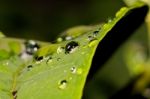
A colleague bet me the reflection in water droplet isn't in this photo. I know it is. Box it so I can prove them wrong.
[57,47,64,54]
[70,67,76,74]
[25,40,40,55]
[65,41,79,54]
[58,80,67,89]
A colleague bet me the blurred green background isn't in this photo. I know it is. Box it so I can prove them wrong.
[0,0,124,41]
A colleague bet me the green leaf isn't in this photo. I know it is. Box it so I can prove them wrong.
[0,2,148,99]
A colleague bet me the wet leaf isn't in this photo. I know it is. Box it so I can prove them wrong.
[0,2,148,99]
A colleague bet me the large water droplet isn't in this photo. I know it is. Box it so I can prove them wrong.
[57,37,63,43]
[65,41,79,54]
[25,40,40,55]
[70,67,76,74]
[58,80,67,89]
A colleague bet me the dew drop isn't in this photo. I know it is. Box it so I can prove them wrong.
[57,37,63,43]
[25,40,40,55]
[107,18,112,23]
[46,56,52,64]
[70,67,76,74]
[57,46,64,54]
[35,56,43,61]
[27,65,33,71]
[58,80,67,89]
[88,36,96,42]
[88,39,98,47]
[93,30,99,37]
[57,58,61,61]
[65,41,79,54]
[65,36,72,40]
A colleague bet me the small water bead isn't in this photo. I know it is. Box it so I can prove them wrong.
[107,18,112,23]
[65,41,79,54]
[70,67,76,74]
[46,56,53,64]
[57,46,64,54]
[65,36,73,40]
[58,80,67,89]
[88,36,96,42]
[25,40,40,55]
[27,65,33,71]
[57,58,61,61]
[93,30,99,37]
[57,37,63,43]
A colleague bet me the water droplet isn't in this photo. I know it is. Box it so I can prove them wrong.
[57,58,61,61]
[46,56,52,64]
[77,68,83,75]
[57,37,63,42]
[65,36,72,40]
[35,56,43,61]
[93,30,99,37]
[88,39,98,47]
[65,41,79,54]
[107,18,112,23]
[25,40,40,55]
[12,90,17,99]
[88,36,96,42]
[27,65,33,71]
[57,46,64,54]
[70,67,76,74]
[58,80,67,89]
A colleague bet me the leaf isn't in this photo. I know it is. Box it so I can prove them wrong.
[0,2,148,99]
